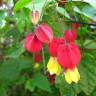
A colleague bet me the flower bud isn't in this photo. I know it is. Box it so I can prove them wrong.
[29,10,40,25]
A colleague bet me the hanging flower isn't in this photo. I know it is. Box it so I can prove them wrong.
[57,43,81,70]
[64,30,76,42]
[29,10,40,25]
[47,57,61,75]
[35,23,53,44]
[64,67,80,84]
[34,53,42,69]
[47,38,63,75]
[57,42,81,84]
[24,33,43,54]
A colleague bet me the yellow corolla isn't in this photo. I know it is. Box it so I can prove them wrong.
[47,57,61,75]
[64,67,80,84]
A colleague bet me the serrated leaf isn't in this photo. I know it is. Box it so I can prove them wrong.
[32,73,51,92]
[78,53,96,95]
[13,0,32,12]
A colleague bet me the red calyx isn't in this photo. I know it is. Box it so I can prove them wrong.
[64,30,76,42]
[34,53,42,63]
[57,43,81,70]
[35,23,53,44]
[24,33,43,54]
[72,23,80,32]
[48,38,64,57]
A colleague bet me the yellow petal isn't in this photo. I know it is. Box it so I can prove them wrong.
[47,57,61,75]
[69,68,80,83]
[65,70,72,84]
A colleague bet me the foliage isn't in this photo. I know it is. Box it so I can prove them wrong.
[0,0,96,96]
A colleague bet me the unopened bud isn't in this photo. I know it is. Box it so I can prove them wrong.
[29,10,40,25]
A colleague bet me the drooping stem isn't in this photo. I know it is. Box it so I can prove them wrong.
[42,48,46,75]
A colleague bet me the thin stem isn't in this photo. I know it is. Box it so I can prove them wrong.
[42,48,46,75]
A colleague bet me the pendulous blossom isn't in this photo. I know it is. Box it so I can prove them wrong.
[47,38,64,75]
[35,23,53,44]
[57,42,81,84]
[24,33,43,54]
[29,10,40,25]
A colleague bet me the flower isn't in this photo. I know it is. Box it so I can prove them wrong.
[57,42,81,84]
[64,67,80,84]
[47,38,63,75]
[57,43,81,70]
[47,57,61,75]
[29,10,40,25]
[35,23,53,43]
[24,33,43,53]
[64,30,76,42]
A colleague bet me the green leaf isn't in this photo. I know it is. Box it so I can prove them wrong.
[73,6,96,21]
[13,0,32,12]
[84,40,96,49]
[25,79,35,92]
[72,0,96,9]
[78,53,96,95]
[0,58,32,83]
[6,41,25,58]
[56,7,71,19]
[32,73,51,93]
[25,0,45,12]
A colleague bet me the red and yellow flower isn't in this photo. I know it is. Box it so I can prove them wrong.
[47,38,64,75]
[57,43,81,84]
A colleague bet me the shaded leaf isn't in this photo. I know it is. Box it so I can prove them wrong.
[32,73,51,93]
